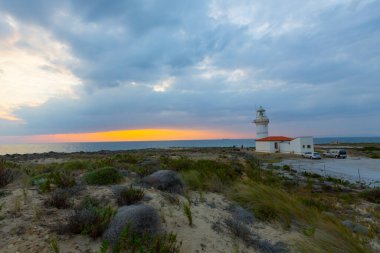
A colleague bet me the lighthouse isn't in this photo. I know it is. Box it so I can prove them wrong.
[253,106,269,139]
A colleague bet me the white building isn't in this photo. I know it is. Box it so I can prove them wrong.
[253,107,314,154]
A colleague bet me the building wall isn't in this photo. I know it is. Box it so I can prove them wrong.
[256,141,273,153]
[256,138,314,154]
[279,141,291,153]
[290,137,314,154]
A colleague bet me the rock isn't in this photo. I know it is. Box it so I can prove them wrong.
[342,220,369,235]
[229,205,255,225]
[142,170,184,193]
[103,204,161,245]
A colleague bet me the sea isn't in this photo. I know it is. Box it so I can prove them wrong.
[0,137,380,155]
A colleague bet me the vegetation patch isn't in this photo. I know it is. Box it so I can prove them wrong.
[179,159,243,192]
[0,159,14,187]
[359,188,380,204]
[51,170,76,188]
[45,188,72,209]
[108,224,181,253]
[115,186,144,206]
[229,181,368,252]
[84,167,123,185]
[361,146,380,152]
[67,196,115,238]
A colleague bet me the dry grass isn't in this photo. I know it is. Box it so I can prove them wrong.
[228,181,370,253]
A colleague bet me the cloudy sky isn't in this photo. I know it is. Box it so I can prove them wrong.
[0,0,379,143]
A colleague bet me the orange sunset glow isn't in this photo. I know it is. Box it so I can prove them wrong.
[4,129,248,143]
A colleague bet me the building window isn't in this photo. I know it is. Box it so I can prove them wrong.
[307,145,311,148]
[302,145,305,148]
[274,142,278,149]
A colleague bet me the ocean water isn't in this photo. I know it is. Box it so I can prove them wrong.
[0,137,379,155]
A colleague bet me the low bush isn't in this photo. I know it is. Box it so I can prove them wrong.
[115,186,144,206]
[282,165,292,171]
[224,217,252,244]
[359,188,380,204]
[325,176,350,186]
[228,181,368,252]
[179,160,242,192]
[51,170,76,188]
[38,178,52,193]
[45,188,72,209]
[109,224,181,253]
[302,171,322,179]
[361,146,380,152]
[62,160,92,171]
[369,153,380,159]
[84,167,123,185]
[115,153,140,164]
[0,159,14,187]
[67,196,115,238]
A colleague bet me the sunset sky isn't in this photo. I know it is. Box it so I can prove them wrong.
[0,0,379,143]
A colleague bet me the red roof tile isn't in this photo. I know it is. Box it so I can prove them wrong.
[256,136,294,141]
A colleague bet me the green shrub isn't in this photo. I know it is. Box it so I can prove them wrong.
[302,171,322,179]
[63,160,92,171]
[115,154,140,164]
[68,197,115,238]
[111,224,182,253]
[359,188,380,204]
[84,167,123,185]
[94,157,117,168]
[0,159,14,187]
[369,153,380,159]
[325,176,350,186]
[51,170,76,188]
[45,188,72,209]
[166,157,194,171]
[179,159,241,192]
[229,181,368,252]
[116,186,144,206]
[38,178,52,193]
[361,146,380,152]
[282,165,291,171]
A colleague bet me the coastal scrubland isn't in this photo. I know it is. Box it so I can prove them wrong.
[0,148,379,252]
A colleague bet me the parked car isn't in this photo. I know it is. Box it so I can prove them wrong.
[302,152,312,158]
[323,149,347,159]
[303,152,321,159]
[310,152,321,159]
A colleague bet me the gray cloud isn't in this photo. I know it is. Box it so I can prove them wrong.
[0,0,380,137]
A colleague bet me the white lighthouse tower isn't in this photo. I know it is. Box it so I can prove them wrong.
[253,106,269,139]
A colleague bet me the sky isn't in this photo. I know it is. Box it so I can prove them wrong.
[0,0,379,143]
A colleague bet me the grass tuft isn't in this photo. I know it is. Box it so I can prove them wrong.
[50,237,60,253]
[183,201,193,226]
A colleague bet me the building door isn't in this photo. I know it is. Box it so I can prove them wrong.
[274,142,278,150]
